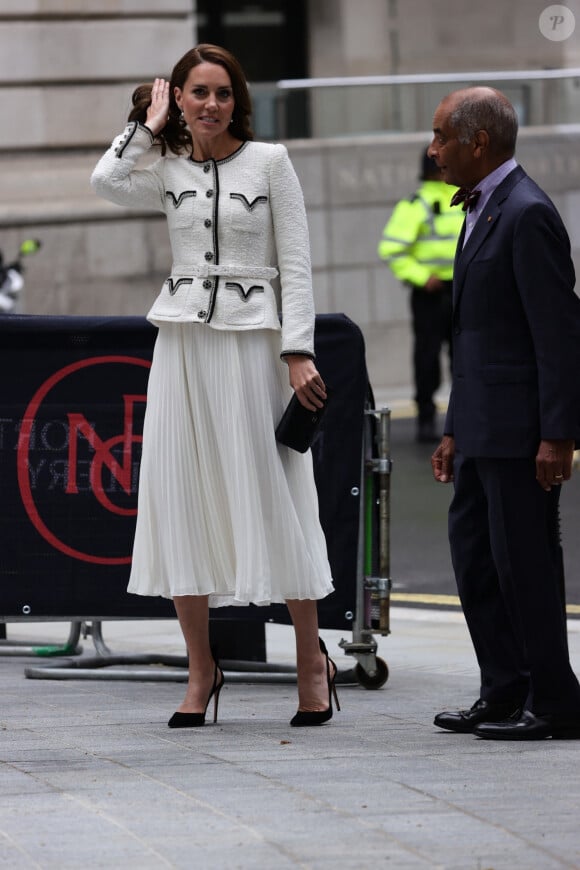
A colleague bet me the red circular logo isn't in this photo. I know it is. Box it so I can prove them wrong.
[17,355,150,565]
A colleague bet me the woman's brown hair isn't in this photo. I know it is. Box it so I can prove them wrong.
[128,44,254,156]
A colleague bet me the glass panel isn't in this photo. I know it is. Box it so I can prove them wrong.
[249,73,580,141]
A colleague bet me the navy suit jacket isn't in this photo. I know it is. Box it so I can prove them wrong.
[445,165,580,457]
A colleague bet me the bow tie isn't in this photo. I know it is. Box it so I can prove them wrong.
[450,187,482,212]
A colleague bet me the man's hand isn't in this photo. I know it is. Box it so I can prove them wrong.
[431,435,455,483]
[535,438,575,491]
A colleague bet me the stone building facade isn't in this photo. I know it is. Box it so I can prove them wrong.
[1,0,579,395]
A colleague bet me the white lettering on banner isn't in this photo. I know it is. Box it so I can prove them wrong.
[26,458,45,488]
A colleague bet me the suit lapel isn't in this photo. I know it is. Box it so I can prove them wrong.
[453,165,526,307]
[452,220,466,299]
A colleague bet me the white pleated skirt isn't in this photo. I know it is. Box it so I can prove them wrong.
[127,323,334,607]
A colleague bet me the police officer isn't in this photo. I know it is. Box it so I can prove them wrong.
[378,149,463,442]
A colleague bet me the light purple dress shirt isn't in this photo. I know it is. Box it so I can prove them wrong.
[462,157,518,246]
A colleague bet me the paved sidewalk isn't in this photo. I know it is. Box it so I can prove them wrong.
[1,609,580,870]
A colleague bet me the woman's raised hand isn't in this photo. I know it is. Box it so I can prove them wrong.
[145,78,171,136]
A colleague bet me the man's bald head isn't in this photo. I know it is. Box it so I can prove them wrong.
[444,87,518,160]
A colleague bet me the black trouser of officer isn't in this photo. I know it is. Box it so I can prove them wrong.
[410,281,453,425]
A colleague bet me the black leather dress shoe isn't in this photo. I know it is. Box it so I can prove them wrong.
[474,709,580,741]
[433,699,521,733]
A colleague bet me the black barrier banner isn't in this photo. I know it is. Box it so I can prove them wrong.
[0,314,368,629]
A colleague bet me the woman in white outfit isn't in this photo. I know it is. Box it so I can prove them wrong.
[91,44,339,728]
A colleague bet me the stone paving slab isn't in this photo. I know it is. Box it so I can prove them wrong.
[0,610,579,869]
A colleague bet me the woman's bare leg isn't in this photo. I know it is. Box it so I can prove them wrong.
[286,599,333,712]
[173,595,217,713]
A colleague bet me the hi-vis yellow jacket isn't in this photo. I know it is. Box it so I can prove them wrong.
[377,180,464,288]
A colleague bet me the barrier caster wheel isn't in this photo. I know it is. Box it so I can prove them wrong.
[355,657,389,689]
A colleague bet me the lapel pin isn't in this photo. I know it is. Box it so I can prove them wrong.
[487,216,493,222]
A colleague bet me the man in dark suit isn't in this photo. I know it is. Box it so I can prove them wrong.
[429,86,580,740]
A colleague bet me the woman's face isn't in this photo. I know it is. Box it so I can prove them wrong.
[174,61,235,143]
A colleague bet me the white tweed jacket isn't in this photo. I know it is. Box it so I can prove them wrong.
[90,122,315,358]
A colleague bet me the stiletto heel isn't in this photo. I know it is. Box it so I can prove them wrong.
[211,669,224,723]
[290,637,341,727]
[168,658,225,728]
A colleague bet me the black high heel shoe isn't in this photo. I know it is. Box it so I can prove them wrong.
[168,659,225,728]
[290,638,341,727]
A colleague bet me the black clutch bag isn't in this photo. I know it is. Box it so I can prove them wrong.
[275,389,331,453]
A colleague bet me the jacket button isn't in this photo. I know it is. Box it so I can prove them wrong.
[204,251,213,261]
[206,190,213,198]
[198,310,207,319]
[202,279,212,289]
[203,164,211,173]
[204,218,212,228]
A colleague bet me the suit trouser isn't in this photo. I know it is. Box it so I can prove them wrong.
[448,453,580,715]
[410,283,452,424]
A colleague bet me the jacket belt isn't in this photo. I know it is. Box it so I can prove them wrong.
[172,264,279,279]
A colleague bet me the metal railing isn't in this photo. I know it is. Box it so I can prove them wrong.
[250,68,580,140]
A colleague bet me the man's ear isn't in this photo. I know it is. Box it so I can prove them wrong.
[473,129,489,158]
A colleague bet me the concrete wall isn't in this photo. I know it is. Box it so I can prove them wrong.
[0,0,196,151]
[308,0,580,76]
[306,0,580,136]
